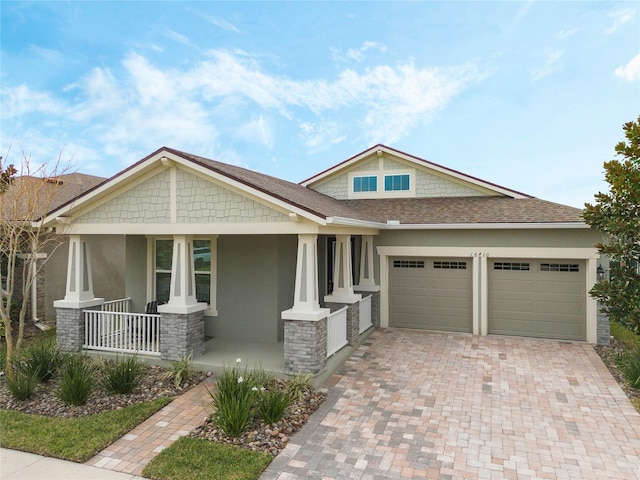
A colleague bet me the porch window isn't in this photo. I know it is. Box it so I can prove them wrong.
[151,236,217,314]
[194,239,211,304]
[155,239,173,304]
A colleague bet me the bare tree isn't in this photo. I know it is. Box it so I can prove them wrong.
[1,148,69,378]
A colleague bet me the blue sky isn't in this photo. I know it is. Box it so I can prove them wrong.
[1,1,638,208]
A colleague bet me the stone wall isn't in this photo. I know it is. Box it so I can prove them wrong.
[596,303,610,346]
[284,318,327,375]
[56,307,85,352]
[160,310,205,361]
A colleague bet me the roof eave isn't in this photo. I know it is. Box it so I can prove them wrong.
[381,222,590,230]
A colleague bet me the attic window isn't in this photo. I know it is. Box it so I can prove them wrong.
[384,174,410,191]
[353,176,378,193]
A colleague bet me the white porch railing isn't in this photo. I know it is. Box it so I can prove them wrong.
[101,297,131,313]
[84,309,161,356]
[359,295,372,334]
[327,306,348,357]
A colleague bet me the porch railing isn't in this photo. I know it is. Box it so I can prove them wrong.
[359,295,373,334]
[84,309,161,356]
[101,297,131,313]
[327,306,348,357]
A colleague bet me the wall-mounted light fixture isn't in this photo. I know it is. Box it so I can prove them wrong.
[597,265,607,282]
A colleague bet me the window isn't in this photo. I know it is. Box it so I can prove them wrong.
[494,262,530,271]
[393,260,425,268]
[153,238,215,307]
[434,261,467,270]
[194,239,211,303]
[384,174,410,191]
[353,176,377,193]
[540,263,579,272]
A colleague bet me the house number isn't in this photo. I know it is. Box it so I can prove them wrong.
[471,252,489,257]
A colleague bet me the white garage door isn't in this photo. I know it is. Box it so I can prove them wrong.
[488,259,586,341]
[389,257,472,332]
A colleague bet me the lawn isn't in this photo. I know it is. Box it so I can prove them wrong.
[0,397,171,462]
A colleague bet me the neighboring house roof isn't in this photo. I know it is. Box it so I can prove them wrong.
[44,146,585,228]
[3,173,106,221]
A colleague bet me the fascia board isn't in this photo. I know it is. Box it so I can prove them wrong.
[380,222,590,230]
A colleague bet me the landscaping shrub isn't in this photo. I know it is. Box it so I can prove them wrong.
[286,371,313,402]
[58,354,95,406]
[162,352,196,387]
[22,338,62,383]
[102,355,144,394]
[616,345,640,388]
[5,368,39,400]
[209,360,257,437]
[257,388,290,424]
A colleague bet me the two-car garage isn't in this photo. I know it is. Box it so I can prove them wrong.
[388,256,587,341]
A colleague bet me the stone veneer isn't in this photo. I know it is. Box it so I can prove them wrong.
[159,310,205,361]
[284,318,327,375]
[56,307,86,352]
[596,303,610,346]
[325,301,360,345]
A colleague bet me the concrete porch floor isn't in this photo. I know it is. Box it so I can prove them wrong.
[192,337,285,375]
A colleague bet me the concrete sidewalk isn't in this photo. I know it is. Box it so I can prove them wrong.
[0,448,143,480]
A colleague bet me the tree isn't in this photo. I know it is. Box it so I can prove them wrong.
[584,116,640,332]
[1,149,68,378]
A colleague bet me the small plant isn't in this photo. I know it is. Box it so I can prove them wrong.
[59,354,95,406]
[616,345,640,388]
[21,338,62,383]
[257,388,290,424]
[103,355,144,394]
[5,368,39,400]
[286,371,313,402]
[209,358,257,437]
[163,352,196,387]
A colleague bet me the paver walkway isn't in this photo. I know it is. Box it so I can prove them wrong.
[261,329,640,479]
[85,375,215,476]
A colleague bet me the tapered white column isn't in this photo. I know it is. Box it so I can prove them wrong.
[325,234,361,303]
[158,235,207,314]
[54,235,103,308]
[282,234,329,321]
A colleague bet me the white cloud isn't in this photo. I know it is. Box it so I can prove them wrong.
[163,27,190,45]
[201,14,241,33]
[1,84,63,118]
[605,9,636,35]
[530,50,563,82]
[614,54,640,81]
[331,41,388,63]
[299,120,347,152]
[556,28,579,40]
[236,115,274,150]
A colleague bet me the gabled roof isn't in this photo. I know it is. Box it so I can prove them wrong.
[44,146,586,229]
[300,144,532,199]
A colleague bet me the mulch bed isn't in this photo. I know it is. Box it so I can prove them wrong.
[594,337,640,405]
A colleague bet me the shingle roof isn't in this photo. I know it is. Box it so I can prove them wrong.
[340,197,584,224]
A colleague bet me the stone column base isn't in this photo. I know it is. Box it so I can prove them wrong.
[56,307,85,352]
[596,302,610,346]
[284,317,327,376]
[160,310,205,360]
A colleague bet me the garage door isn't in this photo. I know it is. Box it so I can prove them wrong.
[389,257,472,332]
[488,259,586,341]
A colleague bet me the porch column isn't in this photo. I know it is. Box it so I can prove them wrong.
[282,234,330,376]
[54,235,104,352]
[158,235,207,360]
[325,234,361,344]
[354,235,381,328]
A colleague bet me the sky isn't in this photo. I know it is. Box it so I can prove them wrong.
[1,1,639,208]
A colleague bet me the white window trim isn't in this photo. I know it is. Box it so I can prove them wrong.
[147,236,218,316]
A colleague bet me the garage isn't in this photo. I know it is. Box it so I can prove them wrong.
[389,257,472,332]
[488,259,586,341]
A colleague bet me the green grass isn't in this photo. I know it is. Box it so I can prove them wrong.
[610,320,640,348]
[143,436,272,480]
[0,397,171,462]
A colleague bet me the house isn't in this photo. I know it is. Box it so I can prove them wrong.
[42,145,605,376]
[1,173,105,327]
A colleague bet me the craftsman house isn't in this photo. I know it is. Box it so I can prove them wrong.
[42,145,605,376]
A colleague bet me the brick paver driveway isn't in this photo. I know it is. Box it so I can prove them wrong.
[262,329,640,479]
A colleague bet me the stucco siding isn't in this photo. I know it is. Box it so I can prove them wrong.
[125,236,148,314]
[206,235,295,343]
[176,170,290,223]
[76,170,170,223]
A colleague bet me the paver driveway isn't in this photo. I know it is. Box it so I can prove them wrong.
[261,329,640,479]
